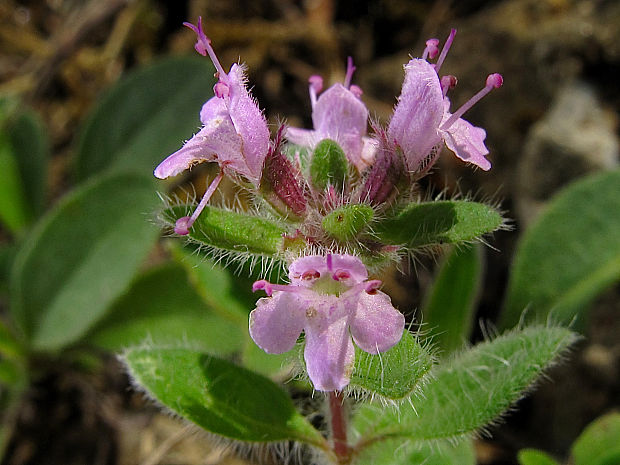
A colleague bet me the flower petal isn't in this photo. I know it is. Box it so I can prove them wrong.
[442,117,491,170]
[304,298,355,391]
[327,254,368,284]
[225,64,270,180]
[350,291,404,354]
[288,255,330,284]
[312,83,369,171]
[249,292,306,354]
[154,98,242,179]
[285,127,316,148]
[387,59,443,171]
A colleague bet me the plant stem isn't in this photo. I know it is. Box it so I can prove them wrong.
[329,391,351,464]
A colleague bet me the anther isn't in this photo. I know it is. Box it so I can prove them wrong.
[214,82,230,98]
[441,73,504,131]
[183,17,227,80]
[422,38,440,60]
[332,270,351,281]
[440,75,458,97]
[302,270,321,281]
[349,84,363,98]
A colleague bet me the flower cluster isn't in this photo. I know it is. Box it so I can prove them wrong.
[154,19,502,391]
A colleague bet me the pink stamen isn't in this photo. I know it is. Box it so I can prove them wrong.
[422,38,440,60]
[435,28,457,73]
[440,75,458,97]
[364,280,382,294]
[343,56,356,89]
[214,81,230,98]
[440,73,504,131]
[175,169,225,235]
[349,84,363,98]
[252,280,313,297]
[183,17,227,80]
[302,270,321,280]
[326,254,334,272]
[332,270,351,281]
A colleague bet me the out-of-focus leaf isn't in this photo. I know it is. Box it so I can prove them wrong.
[75,56,215,180]
[518,449,560,465]
[0,133,30,233]
[571,412,620,465]
[354,438,475,465]
[124,347,326,446]
[88,264,244,355]
[502,169,620,329]
[352,326,577,446]
[374,201,502,249]
[422,244,483,354]
[7,108,49,217]
[10,173,159,351]
[350,330,434,400]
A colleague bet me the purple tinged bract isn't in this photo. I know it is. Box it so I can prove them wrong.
[250,254,405,391]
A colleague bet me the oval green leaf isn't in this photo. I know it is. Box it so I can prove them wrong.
[87,264,245,355]
[572,412,620,465]
[124,346,325,445]
[10,173,159,351]
[518,449,560,465]
[374,201,502,249]
[501,169,620,329]
[75,56,215,180]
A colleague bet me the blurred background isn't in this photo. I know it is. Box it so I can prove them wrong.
[0,0,619,464]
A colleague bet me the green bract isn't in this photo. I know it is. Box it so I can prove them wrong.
[374,200,502,248]
[322,204,374,242]
[310,139,348,191]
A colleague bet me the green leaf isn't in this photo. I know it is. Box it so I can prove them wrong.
[0,132,30,233]
[518,449,560,465]
[124,346,326,446]
[322,204,374,242]
[241,341,295,378]
[169,244,252,326]
[163,205,286,257]
[354,438,475,465]
[6,108,49,218]
[422,244,483,354]
[350,330,434,400]
[374,201,502,249]
[10,173,160,351]
[502,169,620,328]
[352,326,577,447]
[310,139,348,191]
[571,412,620,465]
[87,264,245,355]
[75,56,215,180]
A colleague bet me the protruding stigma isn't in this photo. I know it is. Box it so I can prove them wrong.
[435,28,457,72]
[343,56,356,89]
[173,169,225,236]
[422,38,440,60]
[183,17,227,79]
[441,73,504,130]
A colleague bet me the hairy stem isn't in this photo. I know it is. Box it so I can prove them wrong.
[329,391,351,464]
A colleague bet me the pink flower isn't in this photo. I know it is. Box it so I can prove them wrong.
[153,17,270,235]
[286,58,376,171]
[250,254,405,391]
[388,29,503,172]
